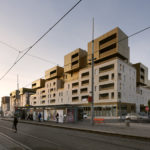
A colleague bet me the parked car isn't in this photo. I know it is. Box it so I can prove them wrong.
[138,112,149,119]
[125,113,142,120]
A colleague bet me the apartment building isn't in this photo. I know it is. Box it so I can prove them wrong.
[1,96,10,117]
[27,27,150,120]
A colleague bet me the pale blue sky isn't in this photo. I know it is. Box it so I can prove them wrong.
[0,0,150,104]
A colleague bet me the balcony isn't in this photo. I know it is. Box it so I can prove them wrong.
[99,33,117,46]
[72,90,78,95]
[72,82,79,88]
[72,56,79,62]
[71,63,79,70]
[99,64,114,73]
[50,99,55,103]
[99,83,114,91]
[99,93,109,100]
[81,72,89,78]
[42,95,46,99]
[99,75,109,82]
[80,88,88,94]
[72,96,79,102]
[50,70,57,78]
[81,80,89,86]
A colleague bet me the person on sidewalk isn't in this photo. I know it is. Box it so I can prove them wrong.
[56,113,59,123]
[13,115,18,133]
[38,113,41,122]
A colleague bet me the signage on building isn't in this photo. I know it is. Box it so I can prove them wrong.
[88,96,92,103]
[67,109,75,122]
[145,106,149,112]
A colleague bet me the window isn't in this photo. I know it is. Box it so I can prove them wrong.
[118,73,121,80]
[123,65,124,72]
[111,92,114,99]
[111,73,114,79]
[120,64,122,71]
[118,92,121,99]
[141,68,144,73]
[95,86,97,91]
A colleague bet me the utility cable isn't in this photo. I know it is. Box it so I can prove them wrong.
[0,0,82,81]
[0,40,58,65]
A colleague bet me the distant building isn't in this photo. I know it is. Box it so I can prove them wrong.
[1,96,10,117]
[10,88,35,116]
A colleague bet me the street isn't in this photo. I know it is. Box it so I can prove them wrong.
[0,120,150,150]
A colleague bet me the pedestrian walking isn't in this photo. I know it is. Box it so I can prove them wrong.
[38,113,41,122]
[56,113,59,123]
[13,115,18,133]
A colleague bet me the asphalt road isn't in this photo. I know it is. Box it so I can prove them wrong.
[0,120,150,150]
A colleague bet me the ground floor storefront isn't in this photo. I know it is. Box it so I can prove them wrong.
[82,102,136,117]
[16,102,139,121]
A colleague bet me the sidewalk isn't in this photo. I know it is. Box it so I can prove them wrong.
[1,118,150,141]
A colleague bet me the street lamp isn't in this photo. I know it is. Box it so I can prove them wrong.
[91,18,95,125]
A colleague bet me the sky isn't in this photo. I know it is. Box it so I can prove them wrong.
[0,0,150,105]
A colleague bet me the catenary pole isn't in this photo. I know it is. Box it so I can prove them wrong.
[91,18,94,125]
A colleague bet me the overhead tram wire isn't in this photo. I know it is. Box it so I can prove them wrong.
[0,53,21,80]
[22,25,150,88]
[0,40,58,65]
[0,40,21,53]
[0,0,82,81]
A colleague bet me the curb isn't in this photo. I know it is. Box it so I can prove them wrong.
[2,118,150,142]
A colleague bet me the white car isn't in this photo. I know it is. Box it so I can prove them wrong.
[83,113,88,119]
[125,113,142,120]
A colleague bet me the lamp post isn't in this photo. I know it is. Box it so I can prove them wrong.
[91,18,94,125]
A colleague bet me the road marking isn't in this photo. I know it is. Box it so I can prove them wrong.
[0,125,60,146]
[0,132,32,150]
